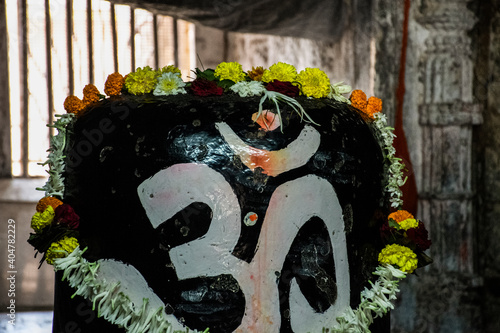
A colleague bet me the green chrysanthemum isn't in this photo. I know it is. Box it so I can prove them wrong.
[296,67,331,98]
[214,62,246,83]
[124,66,159,95]
[261,62,297,83]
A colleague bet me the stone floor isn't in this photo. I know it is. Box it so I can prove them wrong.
[0,311,53,333]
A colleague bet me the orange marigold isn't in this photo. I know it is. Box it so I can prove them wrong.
[349,89,368,112]
[366,96,383,119]
[248,66,265,81]
[388,210,414,223]
[104,72,125,96]
[36,196,63,213]
[63,95,85,115]
[82,84,101,105]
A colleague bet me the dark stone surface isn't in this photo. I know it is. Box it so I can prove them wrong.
[54,94,389,332]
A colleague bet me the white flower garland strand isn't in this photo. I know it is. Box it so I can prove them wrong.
[37,113,76,199]
[329,264,406,332]
[53,247,208,333]
[372,113,407,209]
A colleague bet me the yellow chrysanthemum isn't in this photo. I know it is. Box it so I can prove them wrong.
[45,236,79,265]
[398,218,419,231]
[31,205,55,232]
[296,67,331,98]
[247,66,265,81]
[36,196,63,213]
[104,72,125,96]
[378,244,418,273]
[261,62,297,83]
[158,65,182,76]
[124,66,159,95]
[214,62,246,83]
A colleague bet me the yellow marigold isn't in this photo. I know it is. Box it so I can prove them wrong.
[63,95,85,115]
[124,66,159,95]
[399,218,419,230]
[388,210,414,223]
[31,205,55,232]
[45,236,79,265]
[36,196,63,213]
[82,84,101,106]
[349,89,368,112]
[214,62,246,83]
[248,66,265,81]
[261,62,297,83]
[158,65,181,76]
[366,96,383,119]
[378,244,418,273]
[296,67,331,98]
[104,72,125,96]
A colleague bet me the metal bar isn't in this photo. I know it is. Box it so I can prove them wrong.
[87,0,94,84]
[153,14,159,69]
[0,0,12,177]
[130,7,135,70]
[45,0,54,138]
[67,0,74,95]
[110,3,118,73]
[19,0,28,178]
[173,18,178,68]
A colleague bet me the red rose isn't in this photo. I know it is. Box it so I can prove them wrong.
[406,221,432,251]
[54,204,80,229]
[266,80,300,97]
[190,78,224,96]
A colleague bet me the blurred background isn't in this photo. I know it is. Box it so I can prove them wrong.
[1,0,499,332]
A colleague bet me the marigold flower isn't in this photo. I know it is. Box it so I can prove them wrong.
[31,205,55,232]
[296,67,331,98]
[82,84,101,105]
[248,66,265,81]
[366,96,383,118]
[378,244,418,273]
[262,62,297,83]
[388,210,414,223]
[214,62,246,83]
[63,95,85,115]
[125,66,159,95]
[104,72,125,96]
[349,89,368,112]
[153,72,187,96]
[36,196,63,213]
[45,236,79,265]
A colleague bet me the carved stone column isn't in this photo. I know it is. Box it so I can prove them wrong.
[404,1,483,332]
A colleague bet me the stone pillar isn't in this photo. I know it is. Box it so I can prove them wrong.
[392,1,484,332]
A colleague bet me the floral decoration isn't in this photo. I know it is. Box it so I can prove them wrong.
[265,80,300,97]
[214,61,246,83]
[104,72,125,96]
[153,72,187,96]
[30,61,434,333]
[261,62,298,83]
[296,67,331,98]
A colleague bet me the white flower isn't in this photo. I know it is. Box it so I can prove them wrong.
[328,81,352,104]
[229,80,266,97]
[153,72,186,96]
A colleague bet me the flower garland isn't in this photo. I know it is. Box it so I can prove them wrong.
[29,61,433,332]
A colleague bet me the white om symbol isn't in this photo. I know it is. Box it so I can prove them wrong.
[137,123,350,332]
